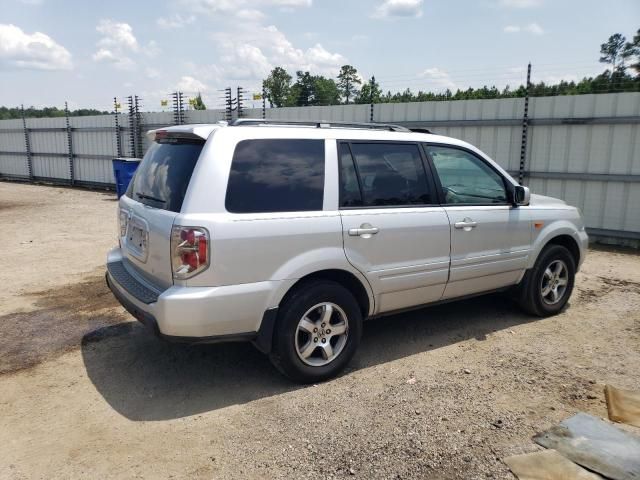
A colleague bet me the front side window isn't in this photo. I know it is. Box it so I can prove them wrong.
[225,139,325,213]
[427,146,508,204]
[341,142,432,207]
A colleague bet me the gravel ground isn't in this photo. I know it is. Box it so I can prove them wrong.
[0,181,639,480]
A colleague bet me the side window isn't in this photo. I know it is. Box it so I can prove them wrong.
[225,139,325,213]
[427,146,507,204]
[339,143,363,207]
[345,143,432,207]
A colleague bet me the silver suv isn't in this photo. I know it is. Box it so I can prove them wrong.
[106,120,588,382]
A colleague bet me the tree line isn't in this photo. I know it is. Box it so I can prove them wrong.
[263,28,640,107]
[0,106,109,121]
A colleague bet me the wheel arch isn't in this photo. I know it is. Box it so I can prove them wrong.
[528,221,584,270]
[254,268,373,355]
[279,269,373,319]
[545,234,581,267]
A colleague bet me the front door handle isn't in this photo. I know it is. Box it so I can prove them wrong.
[348,224,379,237]
[454,218,477,231]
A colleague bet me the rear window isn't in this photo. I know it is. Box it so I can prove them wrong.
[225,139,325,213]
[127,140,203,213]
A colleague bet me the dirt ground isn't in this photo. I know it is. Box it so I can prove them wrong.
[0,181,639,480]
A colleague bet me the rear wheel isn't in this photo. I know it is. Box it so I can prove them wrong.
[269,281,362,383]
[517,244,576,317]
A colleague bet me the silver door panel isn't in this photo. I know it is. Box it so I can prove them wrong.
[448,250,529,283]
[443,205,531,298]
[442,270,523,299]
[341,207,451,314]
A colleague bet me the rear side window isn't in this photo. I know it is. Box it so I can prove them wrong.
[127,140,203,213]
[340,142,432,207]
[225,139,325,213]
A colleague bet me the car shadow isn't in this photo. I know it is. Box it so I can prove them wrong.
[81,293,539,421]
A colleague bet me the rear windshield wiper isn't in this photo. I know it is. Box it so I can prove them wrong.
[136,192,166,204]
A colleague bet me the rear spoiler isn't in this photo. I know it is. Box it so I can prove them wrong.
[146,124,222,142]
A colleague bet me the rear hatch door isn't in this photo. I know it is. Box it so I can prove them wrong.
[120,136,204,290]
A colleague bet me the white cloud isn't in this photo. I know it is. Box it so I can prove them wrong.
[0,23,72,70]
[498,0,542,7]
[93,19,160,69]
[96,19,138,51]
[156,14,196,29]
[142,40,161,57]
[525,22,544,35]
[236,9,266,21]
[207,24,346,82]
[178,0,311,18]
[419,67,456,91]
[92,48,134,69]
[176,75,208,92]
[503,22,544,35]
[372,0,423,18]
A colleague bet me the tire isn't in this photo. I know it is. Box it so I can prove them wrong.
[516,244,576,317]
[269,281,362,383]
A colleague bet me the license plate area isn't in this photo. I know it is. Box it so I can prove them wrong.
[126,216,149,262]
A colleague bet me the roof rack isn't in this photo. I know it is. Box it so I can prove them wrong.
[229,118,411,132]
[409,127,432,134]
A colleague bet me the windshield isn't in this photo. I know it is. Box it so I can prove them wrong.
[126,140,204,213]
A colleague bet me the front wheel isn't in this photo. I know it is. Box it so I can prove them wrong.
[269,281,362,383]
[516,244,576,317]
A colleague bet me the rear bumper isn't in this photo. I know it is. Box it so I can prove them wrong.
[106,272,261,344]
[105,247,280,347]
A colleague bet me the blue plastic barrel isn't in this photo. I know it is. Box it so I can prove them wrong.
[112,158,141,199]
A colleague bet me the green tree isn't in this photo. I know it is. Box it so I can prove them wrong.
[262,67,292,107]
[600,33,628,72]
[624,29,640,76]
[355,76,382,104]
[290,71,316,106]
[191,92,206,110]
[313,76,341,105]
[337,65,362,104]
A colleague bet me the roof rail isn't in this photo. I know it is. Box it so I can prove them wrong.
[229,118,411,132]
[409,127,432,134]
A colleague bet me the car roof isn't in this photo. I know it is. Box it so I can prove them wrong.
[146,119,467,148]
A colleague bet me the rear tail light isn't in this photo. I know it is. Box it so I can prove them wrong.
[118,207,129,237]
[170,226,210,279]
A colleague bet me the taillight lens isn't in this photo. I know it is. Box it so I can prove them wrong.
[118,208,129,237]
[171,226,210,279]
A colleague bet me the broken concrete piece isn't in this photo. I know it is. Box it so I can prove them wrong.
[504,449,604,480]
[606,385,640,428]
[533,412,640,480]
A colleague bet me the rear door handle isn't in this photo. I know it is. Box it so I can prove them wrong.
[348,226,379,237]
[454,218,477,230]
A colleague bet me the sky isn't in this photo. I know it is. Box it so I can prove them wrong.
[0,0,638,111]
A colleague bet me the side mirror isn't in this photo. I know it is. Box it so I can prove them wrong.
[513,185,530,206]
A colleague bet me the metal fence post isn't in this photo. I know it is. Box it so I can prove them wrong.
[518,63,532,185]
[20,105,34,181]
[370,76,375,123]
[127,96,136,157]
[262,86,266,119]
[64,102,75,185]
[114,97,123,157]
[134,96,143,158]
